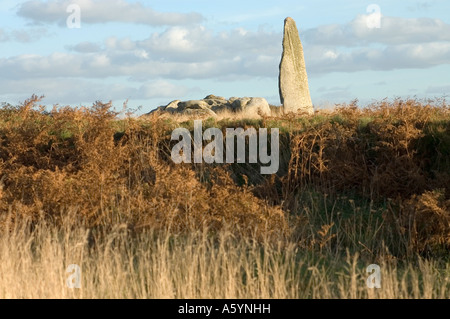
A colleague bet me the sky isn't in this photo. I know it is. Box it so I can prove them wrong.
[1,0,449,114]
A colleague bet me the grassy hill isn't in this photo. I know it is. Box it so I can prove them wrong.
[0,95,448,298]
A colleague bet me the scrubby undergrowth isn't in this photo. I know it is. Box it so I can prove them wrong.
[0,95,448,260]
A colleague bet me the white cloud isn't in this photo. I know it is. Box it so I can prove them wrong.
[407,1,437,12]
[0,27,49,43]
[306,42,450,74]
[1,16,450,86]
[324,50,338,60]
[3,11,450,108]
[138,25,280,63]
[68,41,102,53]
[17,0,203,26]
[0,77,190,105]
[301,14,450,74]
[89,54,110,68]
[134,50,149,60]
[303,15,450,46]
[0,25,281,80]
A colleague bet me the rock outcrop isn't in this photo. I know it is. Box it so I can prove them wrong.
[148,95,273,119]
[279,17,314,115]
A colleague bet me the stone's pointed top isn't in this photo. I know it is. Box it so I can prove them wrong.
[285,17,294,23]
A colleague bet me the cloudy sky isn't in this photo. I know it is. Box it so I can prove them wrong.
[1,0,449,113]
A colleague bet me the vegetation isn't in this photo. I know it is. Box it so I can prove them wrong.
[0,95,448,298]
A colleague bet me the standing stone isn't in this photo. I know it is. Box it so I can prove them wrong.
[279,17,314,115]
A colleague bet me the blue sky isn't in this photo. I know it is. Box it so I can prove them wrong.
[1,0,450,114]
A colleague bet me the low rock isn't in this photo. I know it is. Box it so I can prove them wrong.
[163,100,181,113]
[145,95,273,119]
[242,97,271,118]
[203,95,232,113]
[178,100,210,111]
[182,108,217,118]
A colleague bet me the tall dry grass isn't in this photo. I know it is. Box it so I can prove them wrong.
[0,216,448,299]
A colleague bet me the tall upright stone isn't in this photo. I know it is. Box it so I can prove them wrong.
[279,17,314,115]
